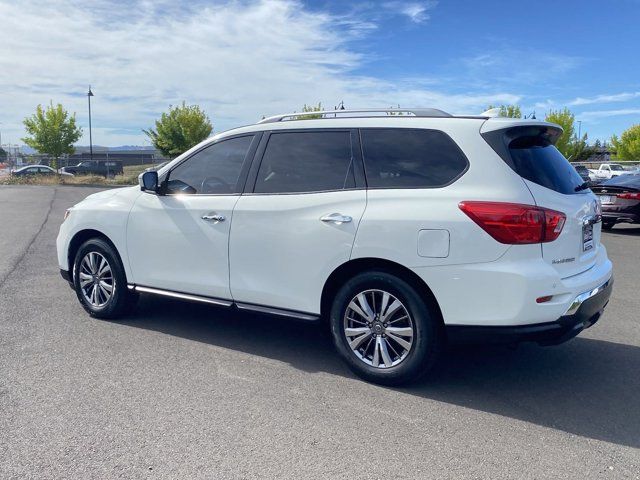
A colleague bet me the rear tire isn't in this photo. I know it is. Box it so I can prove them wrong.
[73,238,137,319]
[602,221,615,230]
[330,271,441,386]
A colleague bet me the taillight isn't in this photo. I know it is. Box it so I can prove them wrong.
[617,192,640,200]
[458,201,566,244]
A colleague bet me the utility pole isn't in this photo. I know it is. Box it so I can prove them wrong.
[578,120,582,140]
[87,86,94,162]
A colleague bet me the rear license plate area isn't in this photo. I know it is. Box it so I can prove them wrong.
[583,223,594,252]
[599,195,613,204]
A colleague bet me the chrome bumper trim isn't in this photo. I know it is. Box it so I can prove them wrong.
[563,277,612,317]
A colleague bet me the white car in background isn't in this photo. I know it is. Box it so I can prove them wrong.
[589,163,632,181]
[57,108,613,385]
[11,165,74,177]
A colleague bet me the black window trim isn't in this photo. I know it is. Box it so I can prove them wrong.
[357,127,470,190]
[159,132,262,196]
[245,128,366,196]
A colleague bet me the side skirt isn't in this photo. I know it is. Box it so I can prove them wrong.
[128,284,320,322]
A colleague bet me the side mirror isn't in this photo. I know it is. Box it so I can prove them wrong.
[140,170,159,193]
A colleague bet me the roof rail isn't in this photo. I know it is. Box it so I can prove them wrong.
[257,108,452,124]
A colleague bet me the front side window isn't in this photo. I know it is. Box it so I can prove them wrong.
[166,135,254,195]
[253,131,355,193]
[360,128,468,188]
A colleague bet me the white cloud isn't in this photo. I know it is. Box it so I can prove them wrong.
[569,92,640,106]
[0,0,516,146]
[461,50,585,86]
[579,109,640,120]
[384,1,438,23]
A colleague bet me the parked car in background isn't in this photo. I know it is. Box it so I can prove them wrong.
[11,165,74,177]
[57,108,613,385]
[62,160,123,177]
[589,163,632,181]
[574,164,592,184]
[591,174,640,229]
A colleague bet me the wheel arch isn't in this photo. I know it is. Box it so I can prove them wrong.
[320,257,444,325]
[67,229,126,282]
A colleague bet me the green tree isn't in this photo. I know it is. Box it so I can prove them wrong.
[611,124,640,161]
[544,108,587,160]
[22,102,82,170]
[0,147,7,162]
[144,102,213,158]
[294,102,324,120]
[485,104,522,118]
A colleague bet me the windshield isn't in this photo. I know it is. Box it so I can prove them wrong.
[610,164,624,171]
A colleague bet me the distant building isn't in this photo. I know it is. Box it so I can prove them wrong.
[585,146,612,164]
[26,149,166,167]
[64,149,164,167]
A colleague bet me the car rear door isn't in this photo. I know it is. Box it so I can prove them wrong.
[229,129,366,315]
[483,124,602,278]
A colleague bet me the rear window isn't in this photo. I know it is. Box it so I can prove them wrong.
[509,137,584,194]
[483,126,585,195]
[360,128,468,188]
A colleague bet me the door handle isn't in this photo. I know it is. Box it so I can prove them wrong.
[320,213,352,224]
[201,213,225,222]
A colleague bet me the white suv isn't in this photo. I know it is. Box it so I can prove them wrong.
[57,108,613,385]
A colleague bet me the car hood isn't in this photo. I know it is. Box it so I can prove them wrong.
[79,186,140,206]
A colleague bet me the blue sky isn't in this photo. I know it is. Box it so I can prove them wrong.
[1,0,639,146]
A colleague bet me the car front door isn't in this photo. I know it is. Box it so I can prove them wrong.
[127,134,258,300]
[229,129,366,315]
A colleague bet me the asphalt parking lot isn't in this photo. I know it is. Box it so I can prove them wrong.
[1,185,639,479]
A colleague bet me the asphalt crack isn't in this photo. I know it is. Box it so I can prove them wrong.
[0,187,57,290]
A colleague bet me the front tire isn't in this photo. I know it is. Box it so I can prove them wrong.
[73,238,136,319]
[330,271,442,386]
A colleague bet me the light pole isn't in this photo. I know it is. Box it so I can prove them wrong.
[87,86,94,162]
[578,120,582,140]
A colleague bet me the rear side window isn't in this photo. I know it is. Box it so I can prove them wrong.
[360,128,468,188]
[509,137,584,195]
[253,131,355,193]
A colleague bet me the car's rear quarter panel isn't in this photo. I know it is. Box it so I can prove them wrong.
[350,120,562,326]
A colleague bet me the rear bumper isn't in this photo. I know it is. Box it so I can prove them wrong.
[602,212,640,224]
[446,276,613,346]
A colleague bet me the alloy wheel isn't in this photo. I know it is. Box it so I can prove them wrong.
[343,289,414,368]
[78,251,114,308]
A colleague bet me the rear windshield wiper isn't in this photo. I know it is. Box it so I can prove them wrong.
[575,182,591,192]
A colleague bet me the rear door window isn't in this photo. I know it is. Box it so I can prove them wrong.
[253,131,356,193]
[360,128,468,188]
